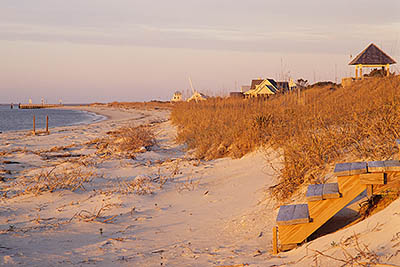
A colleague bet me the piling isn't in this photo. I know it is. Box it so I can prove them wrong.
[46,116,49,134]
[33,115,36,135]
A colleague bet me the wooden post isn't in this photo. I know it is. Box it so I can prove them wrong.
[46,115,49,134]
[367,185,373,198]
[386,64,390,76]
[272,226,278,254]
[360,65,363,79]
[33,115,36,135]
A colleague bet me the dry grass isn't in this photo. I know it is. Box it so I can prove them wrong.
[91,125,155,159]
[1,166,96,198]
[24,167,95,195]
[95,101,173,110]
[171,76,400,200]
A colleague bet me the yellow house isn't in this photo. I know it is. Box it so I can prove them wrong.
[244,79,279,98]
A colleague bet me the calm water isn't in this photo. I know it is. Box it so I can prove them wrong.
[0,105,105,132]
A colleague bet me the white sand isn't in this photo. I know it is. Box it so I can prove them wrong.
[1,106,399,266]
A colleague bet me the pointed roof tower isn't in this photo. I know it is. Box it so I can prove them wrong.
[349,43,396,65]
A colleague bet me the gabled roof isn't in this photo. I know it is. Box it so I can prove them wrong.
[250,79,263,90]
[349,43,396,65]
[253,79,278,95]
[187,91,208,102]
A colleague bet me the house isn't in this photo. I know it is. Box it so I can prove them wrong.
[289,78,297,91]
[187,91,209,102]
[276,81,289,93]
[171,91,183,102]
[244,79,279,98]
[240,85,251,92]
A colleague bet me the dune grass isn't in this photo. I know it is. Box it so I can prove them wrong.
[171,76,400,200]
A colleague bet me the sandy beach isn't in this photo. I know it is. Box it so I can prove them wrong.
[1,106,400,266]
[0,106,282,266]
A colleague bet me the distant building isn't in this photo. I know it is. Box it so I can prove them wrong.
[289,79,297,91]
[349,43,396,79]
[171,91,183,102]
[240,85,251,92]
[276,81,289,93]
[187,91,208,102]
[244,79,279,98]
[250,79,264,90]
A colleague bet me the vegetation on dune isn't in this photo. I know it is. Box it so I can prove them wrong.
[171,76,400,200]
[104,101,173,110]
[89,125,156,159]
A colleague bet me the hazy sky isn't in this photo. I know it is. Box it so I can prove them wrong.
[1,0,399,103]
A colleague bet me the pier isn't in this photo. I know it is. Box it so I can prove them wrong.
[19,104,63,109]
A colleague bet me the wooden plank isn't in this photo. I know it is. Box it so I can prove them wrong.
[279,175,366,245]
[367,161,385,173]
[272,226,278,254]
[276,204,309,226]
[383,160,400,172]
[292,204,310,224]
[322,183,340,199]
[372,171,400,195]
[350,162,368,175]
[306,184,323,201]
[359,173,385,185]
[333,162,351,177]
[276,205,295,225]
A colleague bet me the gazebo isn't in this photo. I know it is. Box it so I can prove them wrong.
[349,43,396,79]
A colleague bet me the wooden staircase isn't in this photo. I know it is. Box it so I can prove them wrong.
[272,140,400,253]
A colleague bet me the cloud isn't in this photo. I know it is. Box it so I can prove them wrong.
[0,20,398,57]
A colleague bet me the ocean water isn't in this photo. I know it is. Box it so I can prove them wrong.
[0,105,105,132]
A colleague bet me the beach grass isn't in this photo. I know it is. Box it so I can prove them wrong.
[171,76,400,200]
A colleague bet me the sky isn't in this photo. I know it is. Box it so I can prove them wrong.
[0,0,399,103]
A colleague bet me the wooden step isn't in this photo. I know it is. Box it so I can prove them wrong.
[306,183,341,201]
[279,174,366,245]
[367,160,400,173]
[276,204,310,226]
[359,172,385,185]
[334,162,367,177]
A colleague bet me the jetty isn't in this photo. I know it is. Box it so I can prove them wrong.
[19,104,63,109]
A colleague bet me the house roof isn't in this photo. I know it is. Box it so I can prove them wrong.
[250,79,263,90]
[349,43,396,65]
[187,91,208,102]
[253,79,278,95]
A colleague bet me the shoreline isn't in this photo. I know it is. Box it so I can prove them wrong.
[0,106,108,134]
